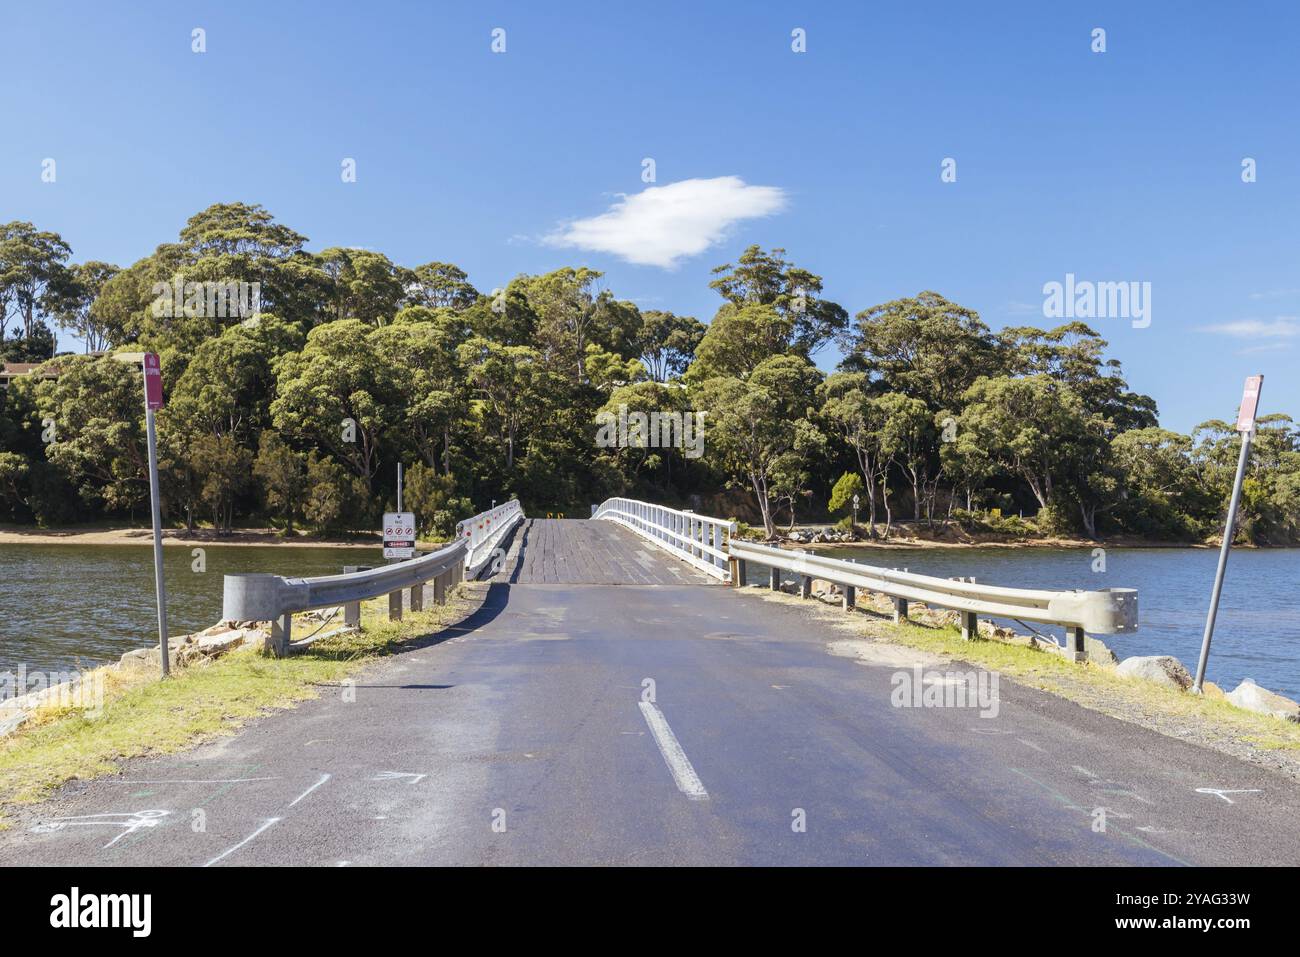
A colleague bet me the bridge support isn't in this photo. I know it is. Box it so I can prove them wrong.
[842,585,855,611]
[892,597,908,623]
[1066,626,1087,663]
[960,610,978,641]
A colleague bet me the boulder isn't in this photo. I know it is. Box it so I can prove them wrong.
[195,628,249,655]
[1226,679,1300,721]
[1116,655,1193,691]
[1085,636,1118,667]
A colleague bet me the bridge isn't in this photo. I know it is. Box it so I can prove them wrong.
[1,499,1296,866]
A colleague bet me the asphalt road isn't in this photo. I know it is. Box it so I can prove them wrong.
[3,521,1297,866]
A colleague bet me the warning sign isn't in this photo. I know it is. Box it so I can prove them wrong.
[383,511,416,559]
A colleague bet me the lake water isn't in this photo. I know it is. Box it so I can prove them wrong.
[743,545,1300,700]
[3,541,1298,701]
[0,543,382,680]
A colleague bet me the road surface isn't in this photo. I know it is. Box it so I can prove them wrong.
[2,519,1296,866]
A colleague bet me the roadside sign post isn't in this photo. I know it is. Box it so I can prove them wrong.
[142,353,170,678]
[1192,375,1263,694]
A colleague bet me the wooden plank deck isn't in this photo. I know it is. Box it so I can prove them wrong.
[503,519,714,585]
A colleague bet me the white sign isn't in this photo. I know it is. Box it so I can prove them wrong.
[383,511,416,559]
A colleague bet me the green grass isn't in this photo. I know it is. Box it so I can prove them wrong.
[876,613,1300,750]
[0,588,476,823]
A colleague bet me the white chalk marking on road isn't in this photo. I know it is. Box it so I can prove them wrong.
[1195,787,1262,805]
[1017,739,1046,752]
[638,701,708,801]
[372,771,427,784]
[1073,765,1099,778]
[203,818,281,867]
[31,810,170,848]
[105,777,277,784]
[289,773,331,807]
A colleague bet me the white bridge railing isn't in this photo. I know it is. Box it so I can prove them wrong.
[455,499,525,578]
[592,497,734,581]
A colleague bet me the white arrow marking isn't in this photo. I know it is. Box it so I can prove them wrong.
[371,771,428,784]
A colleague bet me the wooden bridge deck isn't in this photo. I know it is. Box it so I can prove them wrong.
[502,519,714,585]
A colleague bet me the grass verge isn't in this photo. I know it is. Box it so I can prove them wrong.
[0,586,479,825]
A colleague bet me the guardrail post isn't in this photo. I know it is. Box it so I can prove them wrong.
[800,575,812,599]
[270,614,291,657]
[892,597,909,623]
[1066,626,1087,662]
[843,585,855,611]
[770,567,780,591]
[730,557,745,586]
[342,565,364,627]
[389,590,403,621]
[960,610,978,640]
[434,570,447,605]
[409,583,423,612]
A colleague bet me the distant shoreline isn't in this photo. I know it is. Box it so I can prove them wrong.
[0,525,383,549]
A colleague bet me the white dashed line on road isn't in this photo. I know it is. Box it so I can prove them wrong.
[638,701,709,801]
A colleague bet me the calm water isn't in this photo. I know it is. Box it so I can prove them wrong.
[3,542,1299,701]
[0,544,382,677]
[745,545,1300,699]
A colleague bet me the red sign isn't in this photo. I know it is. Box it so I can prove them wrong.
[143,353,164,410]
[1235,375,1263,433]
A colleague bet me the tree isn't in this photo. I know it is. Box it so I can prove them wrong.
[369,319,469,474]
[0,222,72,342]
[877,392,936,522]
[302,451,367,534]
[841,291,1000,413]
[318,247,411,326]
[829,471,865,518]
[817,372,889,535]
[403,461,473,538]
[192,432,251,533]
[253,430,308,534]
[633,310,705,382]
[272,320,398,488]
[458,338,543,471]
[406,262,479,311]
[35,356,148,515]
[956,375,1105,534]
[693,353,824,537]
[48,261,121,352]
[708,245,848,354]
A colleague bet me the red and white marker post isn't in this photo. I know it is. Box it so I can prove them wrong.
[142,353,171,677]
[1192,375,1264,694]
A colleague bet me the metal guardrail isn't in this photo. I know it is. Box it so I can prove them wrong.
[592,497,734,581]
[727,539,1138,662]
[455,499,525,578]
[221,500,524,656]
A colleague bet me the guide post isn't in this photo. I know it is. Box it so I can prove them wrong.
[1192,374,1263,694]
[142,353,170,678]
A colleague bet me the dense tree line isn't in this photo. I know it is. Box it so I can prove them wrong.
[1,203,1298,544]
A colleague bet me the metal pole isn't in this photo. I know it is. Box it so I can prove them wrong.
[397,462,403,513]
[144,405,169,677]
[1192,429,1253,694]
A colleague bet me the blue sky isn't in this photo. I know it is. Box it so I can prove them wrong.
[3,0,1297,433]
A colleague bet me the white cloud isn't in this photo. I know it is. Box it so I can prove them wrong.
[1202,317,1300,338]
[545,176,787,269]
